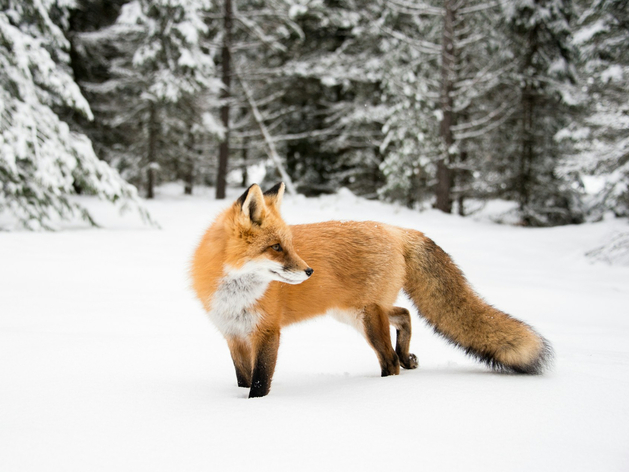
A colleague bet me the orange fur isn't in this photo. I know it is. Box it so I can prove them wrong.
[191,183,553,398]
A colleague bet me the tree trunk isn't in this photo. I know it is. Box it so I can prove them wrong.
[184,131,195,195]
[241,139,248,188]
[216,0,232,200]
[435,0,456,213]
[518,28,537,225]
[147,101,158,199]
[457,150,468,216]
[519,86,534,224]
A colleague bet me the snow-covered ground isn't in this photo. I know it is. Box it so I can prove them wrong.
[2,184,629,472]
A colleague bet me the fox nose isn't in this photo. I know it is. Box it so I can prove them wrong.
[305,268,314,277]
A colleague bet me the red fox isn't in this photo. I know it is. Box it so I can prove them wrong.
[191,182,553,398]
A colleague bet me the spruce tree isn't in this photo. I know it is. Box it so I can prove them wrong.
[73,0,222,198]
[274,0,388,197]
[379,0,510,213]
[201,0,303,197]
[0,0,145,229]
[499,0,583,225]
[563,0,629,218]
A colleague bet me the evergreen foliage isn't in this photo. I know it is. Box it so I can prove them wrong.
[378,0,508,212]
[562,0,629,219]
[71,0,223,198]
[498,0,584,226]
[1,0,627,229]
[275,0,388,197]
[0,0,146,229]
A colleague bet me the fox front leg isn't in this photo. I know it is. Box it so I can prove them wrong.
[227,337,253,388]
[249,328,281,398]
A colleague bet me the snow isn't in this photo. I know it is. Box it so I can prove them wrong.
[573,18,607,45]
[288,4,308,19]
[2,184,629,472]
[601,64,623,84]
[1,3,144,230]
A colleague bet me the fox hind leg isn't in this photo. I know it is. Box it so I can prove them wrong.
[362,304,400,377]
[388,307,418,370]
[227,337,253,388]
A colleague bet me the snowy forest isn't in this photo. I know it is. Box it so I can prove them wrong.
[1,0,628,229]
[3,1,629,468]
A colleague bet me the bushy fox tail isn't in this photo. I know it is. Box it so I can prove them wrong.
[403,234,553,374]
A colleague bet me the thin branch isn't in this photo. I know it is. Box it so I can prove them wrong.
[248,90,286,108]
[454,104,515,140]
[234,13,287,53]
[451,98,515,132]
[234,65,296,195]
[378,25,442,55]
[204,9,284,19]
[454,32,486,49]
[265,128,339,142]
[203,40,266,52]
[451,57,511,97]
[386,0,444,16]
[458,2,499,15]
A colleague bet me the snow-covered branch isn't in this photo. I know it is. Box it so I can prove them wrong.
[385,0,444,16]
[453,103,516,140]
[234,13,287,53]
[452,97,515,132]
[458,2,499,15]
[378,25,441,55]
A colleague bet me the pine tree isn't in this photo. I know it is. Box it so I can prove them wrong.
[378,3,441,208]
[0,0,145,229]
[498,0,583,226]
[73,0,223,198]
[274,0,389,197]
[562,0,629,218]
[198,0,300,197]
[378,0,511,213]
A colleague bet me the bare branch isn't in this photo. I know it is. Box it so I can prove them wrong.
[458,2,499,15]
[378,25,441,55]
[452,98,515,132]
[454,32,486,49]
[268,128,339,142]
[233,65,296,195]
[452,58,512,98]
[454,104,516,140]
[234,12,287,53]
[386,0,445,16]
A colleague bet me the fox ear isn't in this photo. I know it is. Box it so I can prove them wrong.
[263,182,285,208]
[236,184,266,225]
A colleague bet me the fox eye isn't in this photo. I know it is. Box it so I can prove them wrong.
[270,244,283,252]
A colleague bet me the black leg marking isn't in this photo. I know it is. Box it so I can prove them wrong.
[249,330,281,398]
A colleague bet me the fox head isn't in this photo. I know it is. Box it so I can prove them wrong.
[223,182,313,285]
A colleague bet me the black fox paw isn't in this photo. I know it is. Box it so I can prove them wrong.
[403,353,419,370]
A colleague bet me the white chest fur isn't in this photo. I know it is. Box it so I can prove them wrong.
[207,264,272,338]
